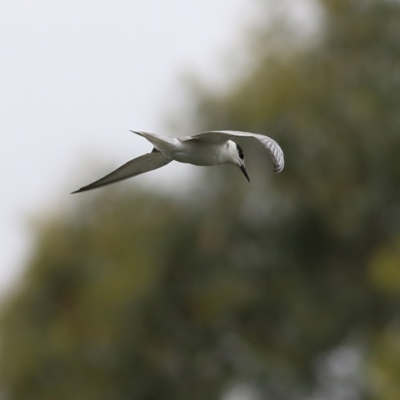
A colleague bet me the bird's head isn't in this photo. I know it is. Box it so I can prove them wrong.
[227,141,250,182]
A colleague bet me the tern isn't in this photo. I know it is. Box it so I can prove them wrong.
[72,130,284,193]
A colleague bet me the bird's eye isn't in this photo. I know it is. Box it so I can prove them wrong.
[237,144,245,160]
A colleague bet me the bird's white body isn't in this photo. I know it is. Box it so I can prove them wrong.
[169,140,234,165]
[138,131,237,166]
[72,130,284,193]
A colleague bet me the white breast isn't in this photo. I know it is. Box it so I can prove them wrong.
[171,140,229,166]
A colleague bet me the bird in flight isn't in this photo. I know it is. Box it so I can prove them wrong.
[72,130,284,193]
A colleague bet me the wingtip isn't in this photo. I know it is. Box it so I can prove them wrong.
[71,187,87,194]
[273,165,284,173]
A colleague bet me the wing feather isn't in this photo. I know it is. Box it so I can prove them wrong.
[72,152,172,193]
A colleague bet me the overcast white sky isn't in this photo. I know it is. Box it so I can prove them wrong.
[0,0,320,300]
[0,0,256,296]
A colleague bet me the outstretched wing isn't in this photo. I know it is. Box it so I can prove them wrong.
[180,130,284,173]
[72,152,172,193]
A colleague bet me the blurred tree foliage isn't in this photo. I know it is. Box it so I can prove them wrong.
[1,0,400,399]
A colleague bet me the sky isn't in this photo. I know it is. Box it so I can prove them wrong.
[0,0,254,297]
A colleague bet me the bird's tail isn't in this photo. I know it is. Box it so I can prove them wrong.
[130,130,176,152]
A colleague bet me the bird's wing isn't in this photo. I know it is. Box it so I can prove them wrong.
[180,130,284,173]
[71,152,172,193]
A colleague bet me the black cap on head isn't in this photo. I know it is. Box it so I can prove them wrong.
[236,144,249,181]
[237,144,245,160]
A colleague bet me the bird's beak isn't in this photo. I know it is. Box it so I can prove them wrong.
[240,162,250,182]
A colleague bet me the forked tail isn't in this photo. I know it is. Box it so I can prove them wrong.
[130,130,176,151]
